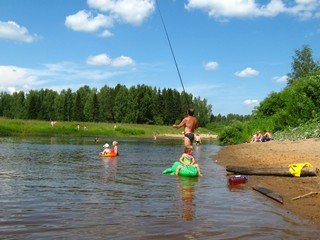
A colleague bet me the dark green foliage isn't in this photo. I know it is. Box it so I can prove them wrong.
[0,84,212,127]
[218,121,246,145]
[287,45,320,86]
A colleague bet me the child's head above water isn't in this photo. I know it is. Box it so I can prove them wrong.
[184,145,193,154]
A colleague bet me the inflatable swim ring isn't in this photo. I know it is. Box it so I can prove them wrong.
[99,152,117,157]
[162,161,198,177]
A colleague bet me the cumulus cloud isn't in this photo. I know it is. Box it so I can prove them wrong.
[204,61,219,70]
[87,54,112,65]
[185,0,320,20]
[65,10,113,32]
[66,0,155,35]
[87,54,135,67]
[87,0,155,25]
[235,67,259,77]
[243,99,259,107]
[0,21,39,43]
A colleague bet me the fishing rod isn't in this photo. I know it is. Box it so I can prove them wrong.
[155,0,190,108]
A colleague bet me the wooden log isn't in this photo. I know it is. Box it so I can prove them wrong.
[226,166,319,177]
[252,185,284,204]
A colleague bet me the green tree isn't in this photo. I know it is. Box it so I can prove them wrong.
[84,89,99,122]
[12,91,26,119]
[25,90,40,119]
[0,92,13,118]
[73,85,91,121]
[113,86,129,122]
[287,45,320,86]
[124,86,138,123]
[97,85,115,122]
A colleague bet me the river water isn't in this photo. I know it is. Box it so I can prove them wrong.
[0,137,319,239]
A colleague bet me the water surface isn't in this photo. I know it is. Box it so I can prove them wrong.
[0,137,318,239]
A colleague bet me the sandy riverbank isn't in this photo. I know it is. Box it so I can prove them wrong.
[213,138,320,227]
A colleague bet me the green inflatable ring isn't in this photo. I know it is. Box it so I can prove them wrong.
[162,161,198,177]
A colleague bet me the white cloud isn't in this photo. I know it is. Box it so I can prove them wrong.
[87,0,155,25]
[0,21,39,43]
[100,29,114,37]
[0,61,135,93]
[87,54,111,65]
[65,10,113,32]
[235,67,259,77]
[111,56,135,67]
[243,99,259,107]
[273,75,288,83]
[185,0,320,20]
[0,65,46,92]
[204,61,219,70]
[87,54,135,67]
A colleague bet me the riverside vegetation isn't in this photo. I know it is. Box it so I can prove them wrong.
[0,117,213,138]
[219,45,320,145]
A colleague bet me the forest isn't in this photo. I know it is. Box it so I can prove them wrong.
[0,84,215,127]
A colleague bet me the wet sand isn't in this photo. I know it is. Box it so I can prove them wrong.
[213,138,320,227]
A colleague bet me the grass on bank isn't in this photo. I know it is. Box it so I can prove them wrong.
[0,117,214,138]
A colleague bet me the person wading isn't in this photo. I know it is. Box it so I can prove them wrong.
[173,108,199,146]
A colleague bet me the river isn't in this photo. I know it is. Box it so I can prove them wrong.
[0,137,319,239]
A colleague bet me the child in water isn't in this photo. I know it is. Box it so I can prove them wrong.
[101,143,110,155]
[175,145,202,176]
[111,141,119,156]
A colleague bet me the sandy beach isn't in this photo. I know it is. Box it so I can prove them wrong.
[213,138,320,227]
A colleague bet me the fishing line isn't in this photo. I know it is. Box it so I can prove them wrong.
[155,0,190,107]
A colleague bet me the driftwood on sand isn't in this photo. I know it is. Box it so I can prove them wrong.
[252,185,284,204]
[226,166,319,177]
[291,191,320,201]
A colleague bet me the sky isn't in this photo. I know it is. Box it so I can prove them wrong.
[0,0,320,116]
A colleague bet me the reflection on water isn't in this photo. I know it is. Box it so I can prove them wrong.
[0,137,319,239]
[102,157,118,183]
[177,177,199,221]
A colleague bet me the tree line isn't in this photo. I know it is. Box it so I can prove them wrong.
[0,84,213,127]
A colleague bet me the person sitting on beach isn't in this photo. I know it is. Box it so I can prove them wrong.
[111,141,119,156]
[250,131,262,143]
[261,130,272,142]
[101,143,111,154]
[175,146,202,176]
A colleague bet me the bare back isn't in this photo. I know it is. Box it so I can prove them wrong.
[179,116,198,134]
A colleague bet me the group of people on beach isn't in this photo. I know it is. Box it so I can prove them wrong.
[249,130,272,143]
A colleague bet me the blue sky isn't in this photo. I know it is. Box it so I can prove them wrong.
[1,0,320,116]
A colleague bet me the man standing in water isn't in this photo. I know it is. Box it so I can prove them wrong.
[173,108,198,146]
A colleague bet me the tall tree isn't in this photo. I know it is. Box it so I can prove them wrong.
[287,45,320,86]
[12,91,26,119]
[113,86,129,123]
